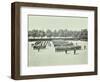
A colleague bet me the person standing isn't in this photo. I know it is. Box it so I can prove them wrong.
[84,45,86,49]
[74,48,76,54]
[65,50,67,54]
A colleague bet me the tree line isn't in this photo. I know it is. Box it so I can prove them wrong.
[28,29,87,40]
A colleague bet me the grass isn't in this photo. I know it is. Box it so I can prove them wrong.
[28,41,88,67]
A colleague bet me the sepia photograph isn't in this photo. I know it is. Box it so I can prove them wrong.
[11,2,97,79]
[28,15,88,66]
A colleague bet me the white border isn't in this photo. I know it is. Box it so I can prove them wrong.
[20,7,95,75]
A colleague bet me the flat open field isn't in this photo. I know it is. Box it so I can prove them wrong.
[28,40,88,66]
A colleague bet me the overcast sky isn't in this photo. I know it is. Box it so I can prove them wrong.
[28,15,88,31]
